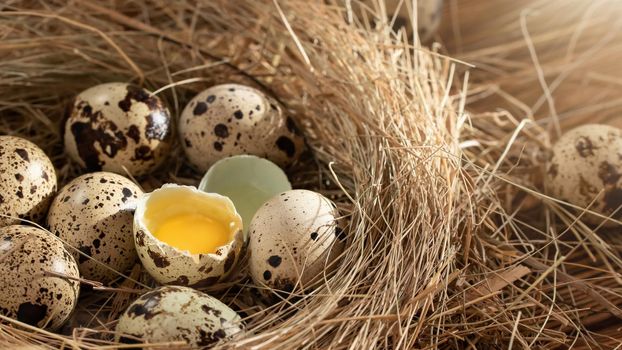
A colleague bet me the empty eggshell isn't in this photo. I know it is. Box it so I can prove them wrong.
[545,124,622,226]
[0,136,57,228]
[179,84,304,172]
[0,225,80,330]
[64,82,172,176]
[115,286,243,347]
[199,155,292,236]
[47,172,143,283]
[248,190,345,297]
[133,184,244,287]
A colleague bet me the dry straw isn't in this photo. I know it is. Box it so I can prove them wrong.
[0,0,620,348]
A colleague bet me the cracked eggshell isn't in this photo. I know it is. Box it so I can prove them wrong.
[47,172,142,283]
[545,124,622,226]
[178,84,304,173]
[199,155,292,236]
[115,286,243,347]
[0,136,57,228]
[248,190,345,297]
[0,225,80,330]
[133,184,244,288]
[64,82,172,176]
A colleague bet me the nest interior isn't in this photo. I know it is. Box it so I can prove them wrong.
[1,0,622,348]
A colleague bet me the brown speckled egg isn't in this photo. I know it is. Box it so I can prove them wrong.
[248,190,345,298]
[47,172,143,283]
[0,225,80,330]
[115,286,243,347]
[545,124,622,226]
[178,84,304,173]
[64,82,172,176]
[0,136,57,228]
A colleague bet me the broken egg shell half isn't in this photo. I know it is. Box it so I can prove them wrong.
[199,155,292,237]
[133,184,244,287]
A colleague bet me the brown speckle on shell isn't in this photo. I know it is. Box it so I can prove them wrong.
[194,102,208,115]
[575,136,596,157]
[147,249,171,268]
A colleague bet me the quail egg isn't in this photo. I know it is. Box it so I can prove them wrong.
[0,136,57,227]
[199,155,292,236]
[545,124,622,226]
[248,190,345,298]
[0,225,80,330]
[134,184,244,287]
[47,172,143,283]
[64,82,172,176]
[116,286,243,347]
[178,84,304,172]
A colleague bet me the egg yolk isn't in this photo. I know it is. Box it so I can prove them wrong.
[152,213,230,255]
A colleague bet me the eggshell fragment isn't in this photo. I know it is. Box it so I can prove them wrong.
[64,82,172,176]
[199,155,292,236]
[115,286,243,347]
[0,225,80,330]
[179,84,304,172]
[545,124,622,226]
[47,172,142,283]
[0,136,57,228]
[133,184,244,287]
[248,190,345,297]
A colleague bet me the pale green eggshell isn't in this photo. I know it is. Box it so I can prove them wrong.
[199,155,292,236]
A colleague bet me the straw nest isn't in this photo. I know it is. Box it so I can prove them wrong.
[1,0,621,348]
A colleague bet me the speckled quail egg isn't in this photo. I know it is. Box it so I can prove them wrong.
[0,225,80,330]
[248,190,345,297]
[64,82,172,176]
[116,286,243,347]
[545,124,622,226]
[0,136,57,228]
[178,84,304,173]
[47,172,142,283]
[134,184,244,287]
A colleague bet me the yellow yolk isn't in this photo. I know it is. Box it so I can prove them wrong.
[152,213,230,254]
